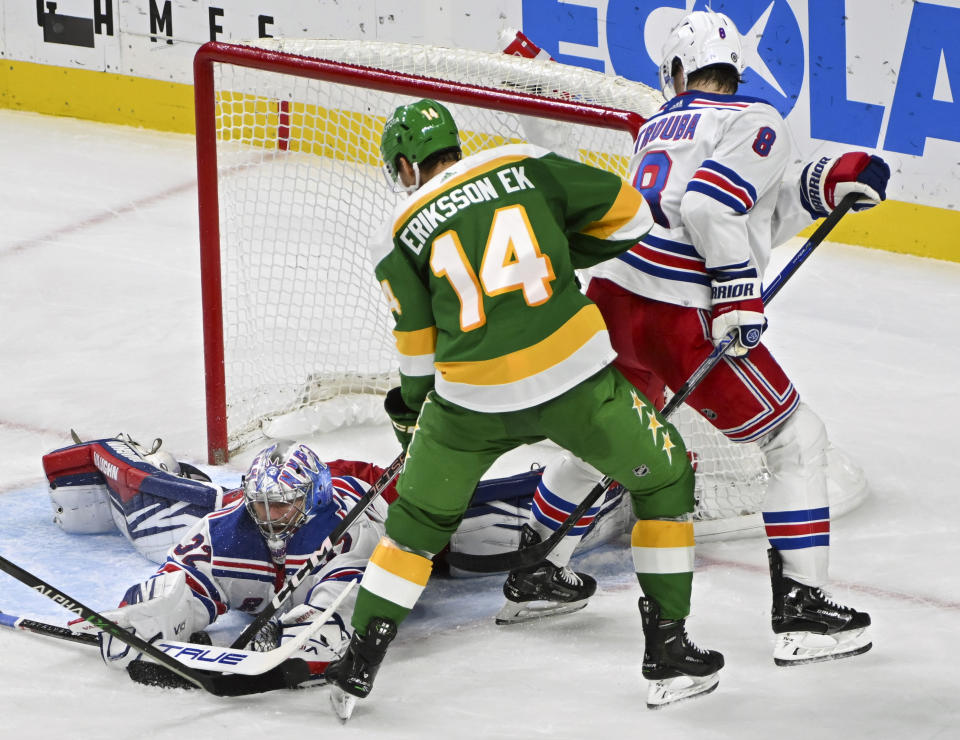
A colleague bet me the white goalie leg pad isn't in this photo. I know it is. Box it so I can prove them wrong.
[49,483,116,534]
[448,498,527,567]
[449,479,629,578]
[773,626,872,667]
[646,673,720,709]
[759,403,830,585]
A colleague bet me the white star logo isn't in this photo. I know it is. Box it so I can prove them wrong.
[740,2,787,97]
[643,1,787,99]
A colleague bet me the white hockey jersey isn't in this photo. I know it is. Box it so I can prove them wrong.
[589,91,815,309]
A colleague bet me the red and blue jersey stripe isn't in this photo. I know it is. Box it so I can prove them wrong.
[687,159,757,214]
[617,233,711,286]
[318,566,364,584]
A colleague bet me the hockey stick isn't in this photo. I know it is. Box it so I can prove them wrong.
[153,580,357,675]
[446,194,860,573]
[659,193,860,418]
[125,657,310,695]
[229,452,404,650]
[4,580,357,678]
[0,558,333,695]
[0,610,98,646]
[0,611,304,695]
[125,576,357,692]
[0,553,234,694]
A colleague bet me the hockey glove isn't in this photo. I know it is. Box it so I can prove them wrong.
[800,152,890,219]
[384,386,419,454]
[710,275,765,357]
[250,618,281,652]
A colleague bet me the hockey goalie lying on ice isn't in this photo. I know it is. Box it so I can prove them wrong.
[42,434,629,684]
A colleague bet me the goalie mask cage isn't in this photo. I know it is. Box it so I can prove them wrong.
[194,39,866,540]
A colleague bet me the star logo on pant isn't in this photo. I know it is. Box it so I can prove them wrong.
[630,390,675,463]
[660,430,675,464]
[631,390,663,444]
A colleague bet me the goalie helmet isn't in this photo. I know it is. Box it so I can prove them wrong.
[659,10,744,99]
[242,441,333,546]
[380,98,461,193]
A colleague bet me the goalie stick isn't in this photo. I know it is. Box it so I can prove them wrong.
[125,657,310,694]
[0,575,356,697]
[445,194,860,573]
[0,553,245,695]
[2,581,356,678]
[130,581,360,691]
[0,611,303,695]
[228,452,404,650]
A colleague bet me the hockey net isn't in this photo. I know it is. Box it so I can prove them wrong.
[194,39,866,538]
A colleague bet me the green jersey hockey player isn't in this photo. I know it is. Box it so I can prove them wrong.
[326,99,724,719]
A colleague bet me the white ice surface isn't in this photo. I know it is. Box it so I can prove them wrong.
[1,110,958,739]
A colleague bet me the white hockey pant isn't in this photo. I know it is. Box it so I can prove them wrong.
[759,402,830,585]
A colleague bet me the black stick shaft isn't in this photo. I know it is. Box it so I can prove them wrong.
[0,611,99,646]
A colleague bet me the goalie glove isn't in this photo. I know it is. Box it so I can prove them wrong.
[384,386,419,454]
[800,152,890,219]
[710,274,765,357]
[263,603,351,678]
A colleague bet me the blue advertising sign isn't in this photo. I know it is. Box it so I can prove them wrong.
[521,0,960,157]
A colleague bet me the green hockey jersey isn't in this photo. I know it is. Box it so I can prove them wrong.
[372,143,653,413]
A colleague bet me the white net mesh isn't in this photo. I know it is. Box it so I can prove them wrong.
[202,39,865,531]
[209,40,651,453]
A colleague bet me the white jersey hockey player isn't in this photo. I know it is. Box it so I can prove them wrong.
[500,11,888,673]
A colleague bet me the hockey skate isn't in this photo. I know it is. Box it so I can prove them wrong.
[768,548,872,666]
[496,527,597,625]
[326,617,397,723]
[496,561,597,625]
[638,597,724,709]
